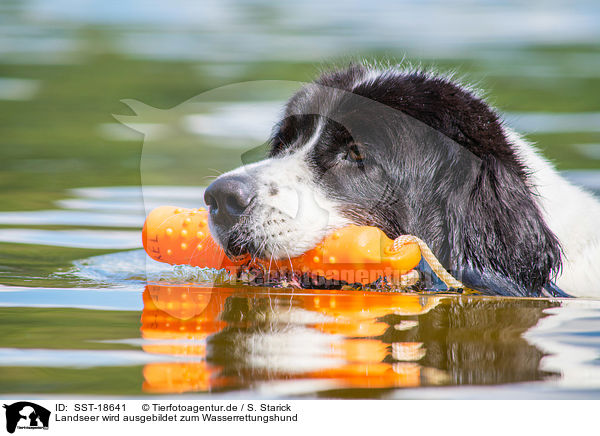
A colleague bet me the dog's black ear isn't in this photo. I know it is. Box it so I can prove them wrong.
[455,155,562,296]
[453,266,530,296]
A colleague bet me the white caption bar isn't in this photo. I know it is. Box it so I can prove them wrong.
[0,399,595,435]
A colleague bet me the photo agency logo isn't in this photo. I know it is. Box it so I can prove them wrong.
[3,402,50,433]
[118,78,481,308]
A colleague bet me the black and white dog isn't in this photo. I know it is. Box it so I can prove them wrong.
[204,63,600,297]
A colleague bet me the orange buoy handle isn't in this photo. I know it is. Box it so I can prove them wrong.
[142,206,421,285]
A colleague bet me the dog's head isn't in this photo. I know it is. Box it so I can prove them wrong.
[204,64,562,296]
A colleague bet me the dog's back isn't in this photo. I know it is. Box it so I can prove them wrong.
[508,129,600,296]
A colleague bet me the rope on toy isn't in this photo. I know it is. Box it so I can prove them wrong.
[392,235,465,290]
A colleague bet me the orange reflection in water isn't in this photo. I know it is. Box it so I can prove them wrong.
[140,285,232,392]
[140,284,446,393]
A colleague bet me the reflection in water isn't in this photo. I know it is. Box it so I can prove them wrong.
[140,285,559,396]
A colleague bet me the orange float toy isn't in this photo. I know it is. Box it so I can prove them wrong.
[142,206,422,286]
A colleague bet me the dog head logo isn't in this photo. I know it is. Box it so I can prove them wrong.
[3,402,50,434]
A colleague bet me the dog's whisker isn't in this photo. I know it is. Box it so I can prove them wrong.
[207,168,224,176]
[267,246,274,281]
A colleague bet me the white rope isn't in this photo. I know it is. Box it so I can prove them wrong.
[392,235,465,290]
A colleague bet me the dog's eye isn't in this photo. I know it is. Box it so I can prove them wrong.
[344,143,364,163]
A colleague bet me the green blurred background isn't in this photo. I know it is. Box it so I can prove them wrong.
[1,0,600,212]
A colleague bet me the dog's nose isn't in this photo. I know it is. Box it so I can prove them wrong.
[204,175,255,227]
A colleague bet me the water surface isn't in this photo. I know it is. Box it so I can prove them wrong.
[1,186,600,399]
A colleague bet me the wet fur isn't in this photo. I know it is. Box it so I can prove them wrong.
[209,63,600,297]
